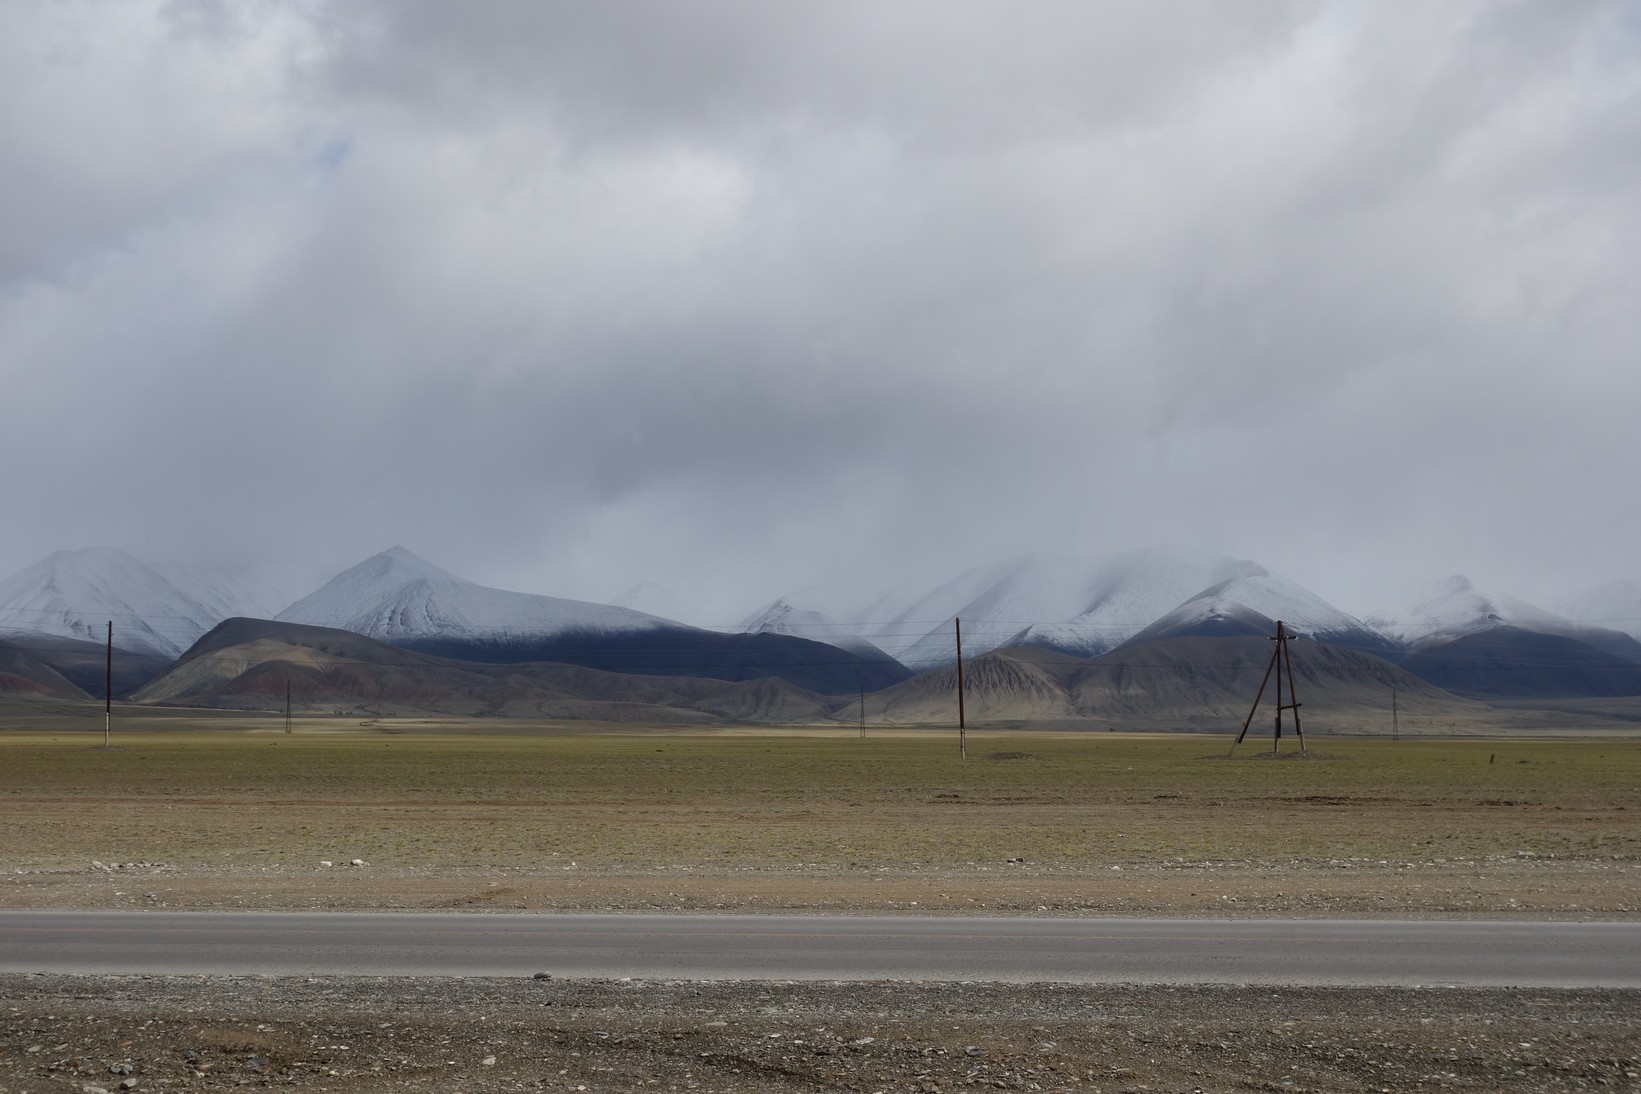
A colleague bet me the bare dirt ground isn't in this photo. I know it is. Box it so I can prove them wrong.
[4,856,1638,919]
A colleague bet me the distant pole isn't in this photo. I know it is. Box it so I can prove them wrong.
[286,681,293,735]
[104,620,112,748]
[1392,688,1399,742]
[955,617,967,759]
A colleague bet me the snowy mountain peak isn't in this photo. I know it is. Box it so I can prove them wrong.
[276,548,678,642]
[1122,570,1393,652]
[865,546,1278,666]
[1387,575,1565,646]
[741,597,896,662]
[275,549,474,627]
[0,547,230,657]
[354,546,464,584]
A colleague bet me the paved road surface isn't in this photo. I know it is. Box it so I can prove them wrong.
[3,912,1638,987]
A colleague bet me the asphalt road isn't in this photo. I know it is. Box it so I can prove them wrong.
[3,911,1638,986]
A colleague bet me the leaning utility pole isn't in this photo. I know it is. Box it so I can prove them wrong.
[1229,620,1305,756]
[955,616,967,759]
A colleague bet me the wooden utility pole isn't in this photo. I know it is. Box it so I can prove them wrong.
[1391,688,1399,742]
[955,617,967,759]
[286,681,293,734]
[1230,620,1305,756]
[104,621,112,748]
[858,685,865,739]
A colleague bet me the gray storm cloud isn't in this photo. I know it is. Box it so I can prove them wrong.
[1,0,1636,620]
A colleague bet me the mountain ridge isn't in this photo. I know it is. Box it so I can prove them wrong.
[137,617,839,724]
[5,543,1640,706]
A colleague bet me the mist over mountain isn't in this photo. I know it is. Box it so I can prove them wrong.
[4,542,1640,709]
[153,563,288,623]
[274,547,910,695]
[275,546,678,642]
[1115,571,1400,656]
[1362,575,1641,698]
[608,581,713,629]
[739,598,895,662]
[1379,576,1569,649]
[851,548,1391,668]
[1557,580,1641,644]
[0,547,266,658]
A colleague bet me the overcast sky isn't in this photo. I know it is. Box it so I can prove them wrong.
[2,0,1637,623]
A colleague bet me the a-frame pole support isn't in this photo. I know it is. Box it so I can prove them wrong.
[1229,620,1305,756]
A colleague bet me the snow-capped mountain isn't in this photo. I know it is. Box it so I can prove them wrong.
[856,547,1336,667]
[739,598,896,662]
[276,546,679,641]
[0,547,239,657]
[1380,576,1568,649]
[1373,575,1641,697]
[1118,571,1398,653]
[275,547,912,694]
[1557,580,1641,643]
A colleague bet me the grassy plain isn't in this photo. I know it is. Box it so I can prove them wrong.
[3,727,1640,861]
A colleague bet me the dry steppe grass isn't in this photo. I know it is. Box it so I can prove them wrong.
[2,718,1638,915]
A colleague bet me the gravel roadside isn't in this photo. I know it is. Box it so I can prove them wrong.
[2,973,1637,1093]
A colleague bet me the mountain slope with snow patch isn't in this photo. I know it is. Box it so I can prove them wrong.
[276,546,680,640]
[1118,571,1397,654]
[277,547,911,694]
[0,547,235,657]
[740,598,898,663]
[856,547,1364,667]
[1381,576,1566,649]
